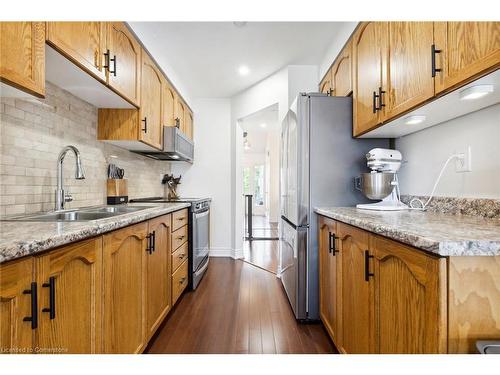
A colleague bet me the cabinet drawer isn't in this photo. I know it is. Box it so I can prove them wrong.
[172,225,188,251]
[172,242,188,272]
[172,259,188,305]
[172,209,188,232]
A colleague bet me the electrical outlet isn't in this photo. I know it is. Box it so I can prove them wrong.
[455,146,472,173]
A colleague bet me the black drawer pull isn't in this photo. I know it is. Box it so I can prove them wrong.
[329,232,339,256]
[23,282,38,329]
[151,230,156,253]
[110,55,117,76]
[364,250,374,282]
[431,44,442,77]
[372,91,379,113]
[42,277,56,320]
[142,117,147,133]
[378,87,386,110]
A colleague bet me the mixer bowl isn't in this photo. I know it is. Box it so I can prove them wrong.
[357,172,395,200]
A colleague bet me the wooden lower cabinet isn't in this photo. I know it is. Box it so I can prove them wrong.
[0,257,34,353]
[36,238,103,354]
[103,222,148,354]
[145,215,172,340]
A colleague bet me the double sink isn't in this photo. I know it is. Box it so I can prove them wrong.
[3,205,153,222]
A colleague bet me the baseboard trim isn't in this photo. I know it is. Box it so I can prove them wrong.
[209,247,244,259]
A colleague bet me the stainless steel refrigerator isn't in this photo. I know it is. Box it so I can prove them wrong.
[279,93,388,320]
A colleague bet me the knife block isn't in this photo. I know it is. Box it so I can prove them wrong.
[107,179,128,205]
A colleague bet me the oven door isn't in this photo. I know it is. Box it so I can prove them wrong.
[192,209,210,272]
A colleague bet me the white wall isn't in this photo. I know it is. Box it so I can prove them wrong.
[171,98,233,257]
[318,22,358,79]
[396,104,500,199]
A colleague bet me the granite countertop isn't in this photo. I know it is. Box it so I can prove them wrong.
[0,202,191,264]
[314,207,500,256]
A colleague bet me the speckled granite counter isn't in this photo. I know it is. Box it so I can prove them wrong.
[315,207,500,256]
[0,202,190,264]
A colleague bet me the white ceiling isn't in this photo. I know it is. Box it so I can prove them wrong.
[240,104,279,154]
[128,22,347,98]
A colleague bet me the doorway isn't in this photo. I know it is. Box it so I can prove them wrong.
[239,104,280,273]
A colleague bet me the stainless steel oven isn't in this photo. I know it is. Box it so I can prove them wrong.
[191,200,210,289]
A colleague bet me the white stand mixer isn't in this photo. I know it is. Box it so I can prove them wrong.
[355,148,409,211]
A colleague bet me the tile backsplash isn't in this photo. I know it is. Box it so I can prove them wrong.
[0,82,171,216]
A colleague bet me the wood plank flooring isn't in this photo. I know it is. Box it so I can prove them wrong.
[145,258,336,354]
[243,240,279,274]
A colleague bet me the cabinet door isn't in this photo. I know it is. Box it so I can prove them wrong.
[0,22,45,97]
[46,22,107,82]
[162,79,176,127]
[103,222,148,354]
[140,50,163,150]
[435,22,500,93]
[383,22,435,120]
[332,41,353,97]
[146,215,172,340]
[175,96,186,133]
[36,238,103,354]
[319,70,332,95]
[353,22,384,136]
[318,217,342,349]
[338,222,374,353]
[107,22,141,107]
[184,107,194,140]
[0,257,34,353]
[372,235,447,353]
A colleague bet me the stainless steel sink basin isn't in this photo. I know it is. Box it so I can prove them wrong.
[2,205,153,222]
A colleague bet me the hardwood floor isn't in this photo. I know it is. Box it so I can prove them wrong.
[243,240,279,274]
[145,258,336,354]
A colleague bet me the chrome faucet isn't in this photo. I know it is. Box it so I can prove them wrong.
[55,145,85,211]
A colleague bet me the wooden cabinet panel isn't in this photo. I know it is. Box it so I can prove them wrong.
[172,242,188,273]
[0,257,34,353]
[435,22,500,93]
[46,22,107,82]
[172,225,188,251]
[103,222,147,354]
[106,22,141,107]
[338,222,374,353]
[353,22,385,136]
[372,235,447,354]
[332,41,353,97]
[175,96,186,133]
[140,50,163,150]
[318,216,343,350]
[184,107,194,140]
[36,238,102,354]
[448,256,500,353]
[319,70,332,95]
[0,22,45,97]
[172,259,188,305]
[172,208,188,232]
[146,215,172,340]
[383,22,435,120]
[162,79,177,127]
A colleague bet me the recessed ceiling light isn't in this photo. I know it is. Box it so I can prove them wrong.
[404,115,426,125]
[459,84,494,100]
[238,65,250,76]
[260,123,267,128]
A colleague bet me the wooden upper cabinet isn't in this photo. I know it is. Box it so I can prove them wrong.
[372,235,447,354]
[332,40,353,97]
[184,107,194,140]
[103,222,148,354]
[318,216,342,351]
[36,238,103,354]
[106,22,141,107]
[435,22,500,93]
[319,71,332,95]
[162,79,177,127]
[382,22,435,120]
[353,22,385,136]
[0,22,45,97]
[46,22,107,82]
[140,50,163,150]
[146,215,172,340]
[0,257,34,353]
[338,222,374,354]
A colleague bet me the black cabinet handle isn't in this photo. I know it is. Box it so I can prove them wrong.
[364,250,374,282]
[23,282,38,329]
[42,277,56,320]
[328,231,332,254]
[431,44,442,77]
[328,232,339,256]
[151,230,156,253]
[174,117,180,128]
[142,117,147,133]
[103,49,110,70]
[372,91,379,113]
[378,87,386,110]
[146,233,152,254]
[110,55,117,77]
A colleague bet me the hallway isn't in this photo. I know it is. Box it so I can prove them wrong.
[243,215,279,273]
[146,258,335,354]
